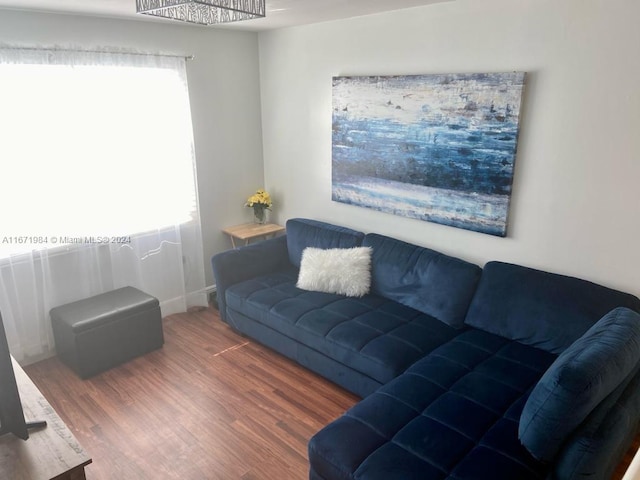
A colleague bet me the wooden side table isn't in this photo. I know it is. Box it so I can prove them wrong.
[222,223,285,248]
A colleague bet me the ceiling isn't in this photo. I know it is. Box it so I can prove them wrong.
[0,0,454,31]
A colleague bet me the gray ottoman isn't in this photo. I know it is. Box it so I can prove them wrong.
[50,286,164,379]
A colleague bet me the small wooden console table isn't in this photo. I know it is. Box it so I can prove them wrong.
[222,223,285,248]
[0,357,92,480]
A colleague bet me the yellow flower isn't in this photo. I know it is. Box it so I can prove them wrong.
[245,189,272,209]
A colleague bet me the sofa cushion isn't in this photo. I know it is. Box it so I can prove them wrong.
[286,218,365,268]
[465,261,640,354]
[519,307,640,462]
[225,272,459,385]
[297,247,372,297]
[308,328,557,480]
[362,233,482,329]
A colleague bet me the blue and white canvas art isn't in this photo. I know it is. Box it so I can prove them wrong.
[332,72,526,237]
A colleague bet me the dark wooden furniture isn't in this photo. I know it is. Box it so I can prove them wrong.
[0,357,91,479]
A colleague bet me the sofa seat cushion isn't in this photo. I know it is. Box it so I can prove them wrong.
[226,272,460,385]
[308,328,557,480]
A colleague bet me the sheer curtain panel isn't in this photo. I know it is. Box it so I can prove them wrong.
[0,47,207,363]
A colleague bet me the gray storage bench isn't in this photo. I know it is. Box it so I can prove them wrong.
[50,286,164,378]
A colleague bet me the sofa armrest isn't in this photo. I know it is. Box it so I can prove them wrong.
[553,366,640,480]
[211,235,290,322]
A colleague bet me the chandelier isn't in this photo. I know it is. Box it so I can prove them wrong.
[136,0,266,25]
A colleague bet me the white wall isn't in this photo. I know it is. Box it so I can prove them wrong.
[0,9,264,286]
[259,0,640,296]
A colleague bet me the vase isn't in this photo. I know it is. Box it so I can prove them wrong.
[253,207,267,224]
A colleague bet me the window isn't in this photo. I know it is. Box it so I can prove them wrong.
[0,49,206,361]
[0,50,199,257]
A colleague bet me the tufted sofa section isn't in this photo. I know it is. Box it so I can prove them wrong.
[308,260,640,480]
[220,218,482,396]
[215,218,483,396]
[308,329,556,480]
[226,270,461,391]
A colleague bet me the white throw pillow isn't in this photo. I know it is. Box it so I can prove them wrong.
[297,247,372,297]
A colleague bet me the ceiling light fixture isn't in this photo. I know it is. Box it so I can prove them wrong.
[136,0,265,25]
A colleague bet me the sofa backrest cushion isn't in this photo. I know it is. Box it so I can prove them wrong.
[286,218,365,269]
[465,261,640,353]
[518,307,640,462]
[362,233,482,329]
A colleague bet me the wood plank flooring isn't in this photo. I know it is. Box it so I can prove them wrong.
[24,307,358,480]
[24,307,638,480]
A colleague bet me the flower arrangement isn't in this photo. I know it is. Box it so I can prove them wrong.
[245,189,272,224]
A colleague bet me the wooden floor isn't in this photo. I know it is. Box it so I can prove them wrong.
[24,307,638,480]
[24,307,358,480]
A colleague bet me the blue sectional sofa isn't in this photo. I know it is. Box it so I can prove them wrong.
[211,218,640,480]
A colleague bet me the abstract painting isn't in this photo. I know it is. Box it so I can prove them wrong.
[332,72,526,236]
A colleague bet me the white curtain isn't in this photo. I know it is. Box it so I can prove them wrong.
[0,47,207,364]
